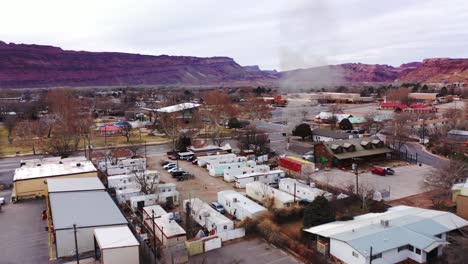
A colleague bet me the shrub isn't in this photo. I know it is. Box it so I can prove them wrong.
[239,217,259,234]
[303,196,335,228]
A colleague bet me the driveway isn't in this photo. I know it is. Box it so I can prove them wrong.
[400,143,448,168]
[189,237,302,264]
[311,164,434,200]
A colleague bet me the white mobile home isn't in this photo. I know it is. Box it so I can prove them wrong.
[94,226,139,264]
[246,182,295,209]
[108,170,159,189]
[223,165,269,182]
[129,184,179,211]
[208,160,256,177]
[234,170,285,188]
[196,154,237,167]
[115,188,142,204]
[183,198,234,234]
[142,205,186,246]
[279,178,332,202]
[217,190,267,221]
[98,158,147,176]
[49,191,128,258]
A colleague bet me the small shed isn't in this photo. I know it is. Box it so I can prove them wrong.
[94,226,139,264]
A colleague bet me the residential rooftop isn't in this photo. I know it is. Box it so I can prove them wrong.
[94,226,139,249]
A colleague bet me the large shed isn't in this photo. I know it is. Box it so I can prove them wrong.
[94,226,139,264]
[49,191,128,258]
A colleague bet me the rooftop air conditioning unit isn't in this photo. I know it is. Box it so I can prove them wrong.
[76,163,81,167]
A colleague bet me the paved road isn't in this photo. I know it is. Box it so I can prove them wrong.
[400,142,448,168]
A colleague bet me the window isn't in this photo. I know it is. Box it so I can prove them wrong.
[371,253,382,260]
[224,226,227,230]
[398,245,410,252]
[435,234,442,239]
[415,248,421,255]
[352,251,358,258]
[408,245,414,252]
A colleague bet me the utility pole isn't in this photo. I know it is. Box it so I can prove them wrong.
[73,224,79,264]
[293,182,296,203]
[353,161,359,196]
[152,210,157,264]
[369,246,373,264]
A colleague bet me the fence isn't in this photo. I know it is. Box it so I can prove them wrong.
[216,228,246,242]
[390,149,418,163]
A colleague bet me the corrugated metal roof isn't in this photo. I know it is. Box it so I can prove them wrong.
[94,226,139,249]
[47,177,105,193]
[49,192,127,230]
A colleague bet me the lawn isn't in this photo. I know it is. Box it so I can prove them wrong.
[0,126,168,157]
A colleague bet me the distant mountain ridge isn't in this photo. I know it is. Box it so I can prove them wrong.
[0,41,467,88]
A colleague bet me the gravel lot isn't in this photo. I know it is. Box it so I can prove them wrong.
[311,164,434,200]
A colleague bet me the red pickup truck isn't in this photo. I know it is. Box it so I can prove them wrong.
[371,166,395,176]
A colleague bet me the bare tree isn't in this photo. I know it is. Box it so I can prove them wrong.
[158,112,181,154]
[4,115,17,144]
[121,123,133,142]
[363,111,384,135]
[328,104,343,129]
[441,233,468,264]
[133,171,159,195]
[237,125,270,155]
[425,160,468,191]
[388,112,413,150]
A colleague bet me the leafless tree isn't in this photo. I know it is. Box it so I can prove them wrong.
[121,123,133,142]
[237,125,270,155]
[441,232,468,264]
[388,112,413,150]
[425,160,468,191]
[158,112,181,154]
[4,115,17,144]
[363,111,384,135]
[133,171,159,195]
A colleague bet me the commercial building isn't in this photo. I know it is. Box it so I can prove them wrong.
[49,191,128,258]
[183,198,234,234]
[452,179,468,219]
[217,190,267,220]
[304,205,468,264]
[12,156,97,200]
[314,137,391,167]
[47,177,105,194]
[234,169,285,188]
[94,226,140,264]
[246,182,295,209]
[279,178,332,202]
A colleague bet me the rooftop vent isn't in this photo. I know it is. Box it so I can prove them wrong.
[380,219,390,227]
[76,162,81,167]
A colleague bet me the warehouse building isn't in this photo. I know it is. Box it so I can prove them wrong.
[49,191,128,258]
[12,156,97,200]
[47,177,105,194]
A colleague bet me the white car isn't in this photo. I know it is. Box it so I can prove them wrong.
[167,167,180,173]
[163,163,176,169]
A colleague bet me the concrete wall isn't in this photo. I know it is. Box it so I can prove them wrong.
[14,172,97,199]
[56,224,127,258]
[103,246,139,264]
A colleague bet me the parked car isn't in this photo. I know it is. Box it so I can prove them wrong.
[160,160,171,166]
[171,170,185,177]
[167,167,181,173]
[370,166,393,176]
[163,163,176,169]
[176,172,194,181]
[168,155,178,160]
[210,202,225,214]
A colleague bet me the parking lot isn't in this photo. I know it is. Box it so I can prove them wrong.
[0,199,50,264]
[189,237,302,264]
[311,164,433,200]
[148,154,238,207]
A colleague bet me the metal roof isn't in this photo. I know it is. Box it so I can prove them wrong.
[154,214,186,238]
[49,191,127,230]
[304,205,467,256]
[218,190,267,214]
[94,226,139,249]
[313,128,353,140]
[322,136,391,160]
[47,177,105,193]
[156,103,200,113]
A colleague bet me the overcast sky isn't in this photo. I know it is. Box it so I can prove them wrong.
[1,0,467,71]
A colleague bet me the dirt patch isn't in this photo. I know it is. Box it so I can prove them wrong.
[387,188,454,209]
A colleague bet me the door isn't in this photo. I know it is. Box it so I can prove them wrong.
[137,201,145,212]
[426,247,439,263]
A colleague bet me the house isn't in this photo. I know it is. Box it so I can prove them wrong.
[142,205,186,247]
[315,112,353,123]
[234,169,285,188]
[408,93,438,103]
[188,143,232,157]
[452,179,468,219]
[12,156,97,200]
[224,164,270,182]
[217,190,267,220]
[207,160,256,177]
[47,177,105,194]
[100,124,122,136]
[93,226,140,264]
[279,178,332,202]
[447,130,468,142]
[183,198,234,235]
[304,205,468,264]
[314,136,391,167]
[312,128,354,142]
[246,182,295,209]
[48,191,128,258]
